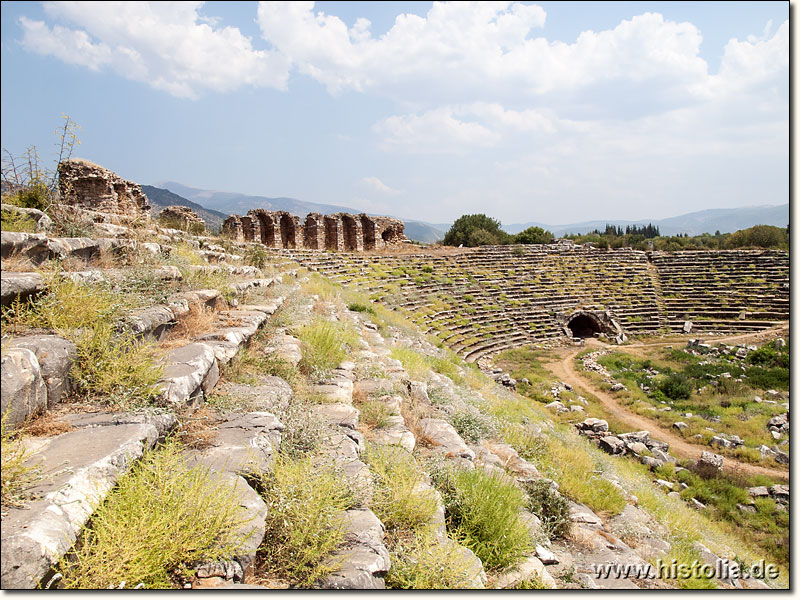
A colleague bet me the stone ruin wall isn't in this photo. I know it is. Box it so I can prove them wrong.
[158,205,206,230]
[223,209,406,252]
[57,159,150,218]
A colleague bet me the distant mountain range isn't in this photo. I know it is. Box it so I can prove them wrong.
[142,185,228,232]
[503,204,790,238]
[149,181,788,243]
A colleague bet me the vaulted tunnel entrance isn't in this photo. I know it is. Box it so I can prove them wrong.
[280,214,296,249]
[567,313,602,338]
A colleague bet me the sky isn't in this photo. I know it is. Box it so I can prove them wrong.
[0,1,789,226]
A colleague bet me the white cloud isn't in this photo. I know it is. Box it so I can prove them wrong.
[360,176,401,196]
[20,1,290,98]
[372,104,563,153]
[372,107,500,154]
[257,3,712,106]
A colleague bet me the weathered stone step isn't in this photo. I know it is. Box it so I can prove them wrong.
[1,271,44,306]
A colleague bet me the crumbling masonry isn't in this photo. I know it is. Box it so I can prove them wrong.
[222,210,406,251]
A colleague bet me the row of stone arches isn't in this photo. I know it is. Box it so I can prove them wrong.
[223,210,405,252]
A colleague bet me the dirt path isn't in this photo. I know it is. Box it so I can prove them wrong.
[545,338,789,482]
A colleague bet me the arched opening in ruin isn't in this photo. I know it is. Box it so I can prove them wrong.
[304,215,321,249]
[256,213,277,246]
[566,313,603,338]
[279,214,296,249]
[342,215,359,251]
[361,216,376,250]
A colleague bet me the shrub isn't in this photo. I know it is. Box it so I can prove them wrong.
[386,533,481,589]
[0,209,37,232]
[59,442,247,589]
[274,400,328,458]
[253,453,352,587]
[658,373,692,401]
[358,400,393,429]
[3,180,50,210]
[365,444,439,533]
[744,366,789,390]
[347,302,376,315]
[521,479,571,539]
[71,323,163,408]
[449,410,497,443]
[5,276,163,408]
[432,465,533,570]
[243,245,270,270]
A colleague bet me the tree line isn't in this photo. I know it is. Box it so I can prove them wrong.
[441,214,788,251]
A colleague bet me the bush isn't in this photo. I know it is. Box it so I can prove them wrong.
[3,180,50,210]
[365,444,439,533]
[521,479,571,539]
[432,465,533,570]
[274,400,328,458]
[449,410,497,443]
[386,533,481,589]
[347,302,376,315]
[0,209,37,232]
[59,442,247,589]
[5,276,163,408]
[658,373,692,401]
[71,323,163,408]
[744,366,789,391]
[747,345,788,369]
[242,245,270,270]
[253,453,352,587]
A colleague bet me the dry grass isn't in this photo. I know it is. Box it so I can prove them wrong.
[167,303,216,342]
[175,407,221,450]
[1,252,36,272]
[17,412,74,438]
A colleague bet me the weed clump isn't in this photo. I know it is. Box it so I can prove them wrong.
[1,412,41,508]
[347,302,376,315]
[521,479,571,539]
[4,275,163,408]
[449,410,497,443]
[252,453,352,587]
[297,318,359,379]
[59,442,247,589]
[658,373,692,400]
[365,444,439,533]
[431,464,533,571]
[386,535,481,589]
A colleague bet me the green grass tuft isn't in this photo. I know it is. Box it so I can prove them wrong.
[432,465,533,571]
[297,318,359,378]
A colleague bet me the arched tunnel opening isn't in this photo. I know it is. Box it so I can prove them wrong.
[567,314,602,338]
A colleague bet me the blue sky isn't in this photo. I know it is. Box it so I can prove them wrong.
[0,1,789,225]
